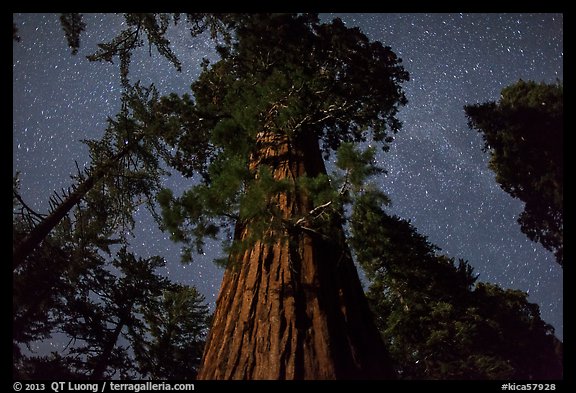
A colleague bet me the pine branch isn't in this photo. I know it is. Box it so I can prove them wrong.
[299,225,331,240]
[13,190,47,222]
[294,201,333,227]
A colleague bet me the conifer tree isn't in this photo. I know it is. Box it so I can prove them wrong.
[465,80,563,266]
[13,178,209,380]
[154,14,409,379]
[13,83,167,270]
[350,195,563,379]
[134,285,210,380]
[59,13,85,55]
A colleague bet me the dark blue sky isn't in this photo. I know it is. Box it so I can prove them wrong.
[13,13,563,355]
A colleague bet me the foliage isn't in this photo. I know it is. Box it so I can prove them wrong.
[135,285,210,379]
[13,234,210,379]
[14,18,219,376]
[464,80,563,266]
[13,180,209,379]
[13,177,74,349]
[350,195,563,379]
[16,13,409,267]
[59,13,86,55]
[156,13,408,264]
[14,352,83,380]
[86,13,181,88]
[12,81,185,270]
[56,248,168,379]
[13,22,20,41]
[16,13,563,381]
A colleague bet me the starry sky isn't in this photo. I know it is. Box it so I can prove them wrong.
[13,13,563,350]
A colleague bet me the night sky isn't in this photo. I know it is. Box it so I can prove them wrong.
[13,13,563,354]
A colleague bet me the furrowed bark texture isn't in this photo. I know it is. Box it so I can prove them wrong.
[197,130,394,380]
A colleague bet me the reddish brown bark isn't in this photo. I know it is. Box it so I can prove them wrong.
[197,130,395,380]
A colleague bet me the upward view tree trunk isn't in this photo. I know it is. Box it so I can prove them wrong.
[197,130,395,380]
[13,170,102,270]
[12,140,139,270]
[91,309,129,379]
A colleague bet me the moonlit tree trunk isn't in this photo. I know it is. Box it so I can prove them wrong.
[12,172,101,270]
[13,141,138,270]
[197,130,395,380]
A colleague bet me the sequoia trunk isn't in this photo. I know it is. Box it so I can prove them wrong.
[197,130,394,380]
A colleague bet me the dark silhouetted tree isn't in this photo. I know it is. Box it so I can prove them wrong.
[13,225,209,380]
[59,13,86,55]
[13,13,223,380]
[350,194,563,379]
[59,248,170,379]
[12,83,167,270]
[12,12,247,270]
[464,80,563,266]
[13,179,75,379]
[13,179,113,378]
[134,285,210,380]
[13,178,209,380]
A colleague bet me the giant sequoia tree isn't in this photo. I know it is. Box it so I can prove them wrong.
[464,80,563,266]
[157,14,409,379]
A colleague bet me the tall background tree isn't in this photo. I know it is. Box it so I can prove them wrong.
[12,83,169,270]
[12,66,211,381]
[13,197,210,379]
[464,80,563,266]
[134,285,210,380]
[13,13,221,380]
[350,193,563,379]
[13,12,230,270]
